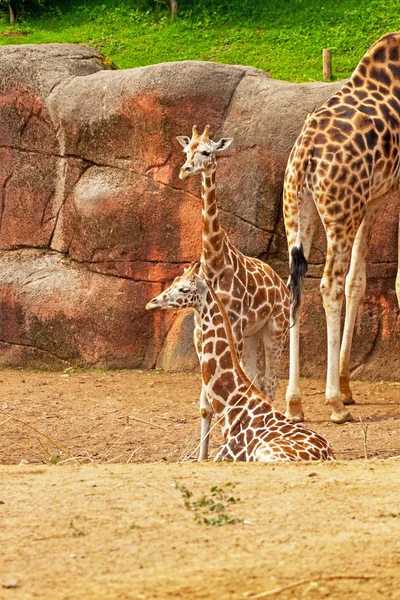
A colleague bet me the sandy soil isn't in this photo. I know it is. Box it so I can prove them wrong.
[1,370,400,600]
[2,462,400,600]
[0,370,399,465]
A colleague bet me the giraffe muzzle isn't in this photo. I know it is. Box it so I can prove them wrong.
[145,298,163,311]
[179,168,190,180]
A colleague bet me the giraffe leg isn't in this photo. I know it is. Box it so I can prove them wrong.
[199,385,213,461]
[321,239,354,423]
[240,333,261,390]
[193,313,213,461]
[261,313,287,401]
[340,197,384,405]
[285,192,319,422]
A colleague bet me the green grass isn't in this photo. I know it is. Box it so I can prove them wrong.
[1,0,400,82]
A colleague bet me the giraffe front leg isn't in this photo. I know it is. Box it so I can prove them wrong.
[198,385,213,461]
[321,244,354,424]
[340,198,383,405]
[193,313,213,461]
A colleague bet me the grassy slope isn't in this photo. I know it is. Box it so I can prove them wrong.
[0,0,399,82]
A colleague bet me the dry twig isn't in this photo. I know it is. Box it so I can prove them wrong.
[0,407,78,463]
[127,445,145,464]
[359,416,369,460]
[99,430,126,464]
[127,415,167,431]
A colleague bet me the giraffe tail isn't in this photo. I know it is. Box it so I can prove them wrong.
[288,243,308,325]
[287,143,312,325]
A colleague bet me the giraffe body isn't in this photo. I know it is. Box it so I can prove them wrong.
[284,32,400,424]
[149,125,289,460]
[149,267,334,462]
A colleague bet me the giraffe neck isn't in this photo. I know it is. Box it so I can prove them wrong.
[200,167,225,278]
[199,286,269,437]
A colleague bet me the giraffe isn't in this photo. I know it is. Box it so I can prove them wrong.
[284,31,400,425]
[148,125,290,461]
[148,266,334,462]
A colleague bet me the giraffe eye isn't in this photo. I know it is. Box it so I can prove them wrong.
[179,287,190,293]
[201,151,211,156]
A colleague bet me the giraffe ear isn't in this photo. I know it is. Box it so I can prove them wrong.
[176,136,191,148]
[214,138,233,152]
[194,274,207,293]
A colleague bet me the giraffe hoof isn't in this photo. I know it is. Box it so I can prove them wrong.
[342,394,356,406]
[330,410,354,424]
[285,410,304,423]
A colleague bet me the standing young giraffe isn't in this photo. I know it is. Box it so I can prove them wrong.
[169,125,289,459]
[284,32,400,424]
[148,266,334,462]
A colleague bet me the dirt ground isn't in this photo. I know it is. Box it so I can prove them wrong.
[1,370,400,600]
[0,370,399,464]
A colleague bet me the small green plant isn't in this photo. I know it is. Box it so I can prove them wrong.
[174,481,242,526]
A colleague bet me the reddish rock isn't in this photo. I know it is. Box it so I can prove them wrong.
[156,311,199,372]
[0,44,397,378]
[0,250,174,369]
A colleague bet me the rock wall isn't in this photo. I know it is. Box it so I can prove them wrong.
[0,44,398,378]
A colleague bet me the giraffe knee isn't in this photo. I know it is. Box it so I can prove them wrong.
[200,407,212,419]
[320,277,344,303]
[345,272,366,298]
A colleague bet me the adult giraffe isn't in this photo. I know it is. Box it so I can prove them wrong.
[284,32,400,424]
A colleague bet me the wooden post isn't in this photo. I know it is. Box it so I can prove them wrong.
[8,2,16,24]
[170,0,178,20]
[323,49,332,81]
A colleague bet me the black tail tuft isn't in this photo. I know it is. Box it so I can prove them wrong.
[288,244,308,325]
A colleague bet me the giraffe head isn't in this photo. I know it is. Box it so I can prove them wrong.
[177,125,233,180]
[145,262,205,311]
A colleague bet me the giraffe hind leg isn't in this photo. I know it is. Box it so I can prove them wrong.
[285,191,319,422]
[340,196,384,405]
[320,236,354,423]
[240,333,262,390]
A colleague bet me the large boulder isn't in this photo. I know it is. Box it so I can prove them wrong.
[0,44,398,379]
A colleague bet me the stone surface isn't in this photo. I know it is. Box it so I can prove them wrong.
[0,44,398,378]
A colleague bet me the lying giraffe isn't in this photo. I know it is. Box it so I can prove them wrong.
[284,32,400,424]
[148,265,334,462]
[148,125,289,460]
